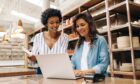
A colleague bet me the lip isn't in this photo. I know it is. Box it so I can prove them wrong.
[79,30,85,34]
[51,28,58,31]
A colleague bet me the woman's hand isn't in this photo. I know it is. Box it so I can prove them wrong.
[28,55,37,63]
[74,70,87,77]
[74,69,96,77]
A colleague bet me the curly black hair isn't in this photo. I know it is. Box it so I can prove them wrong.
[41,8,62,26]
[73,12,98,48]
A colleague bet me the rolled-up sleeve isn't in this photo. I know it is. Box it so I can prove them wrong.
[92,37,109,74]
[71,46,78,70]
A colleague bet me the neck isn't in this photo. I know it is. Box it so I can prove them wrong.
[84,35,91,42]
[48,31,59,39]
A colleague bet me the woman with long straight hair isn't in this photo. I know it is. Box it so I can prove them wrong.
[71,12,109,77]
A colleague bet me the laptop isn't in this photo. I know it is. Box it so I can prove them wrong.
[36,54,81,79]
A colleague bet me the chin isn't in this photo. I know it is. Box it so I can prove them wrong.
[80,34,85,37]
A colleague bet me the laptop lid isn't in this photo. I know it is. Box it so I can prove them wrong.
[36,54,78,79]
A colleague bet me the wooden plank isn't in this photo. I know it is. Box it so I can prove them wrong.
[69,37,79,42]
[0,67,35,77]
[108,70,134,76]
[112,47,131,52]
[105,0,114,77]
[109,1,126,11]
[111,23,129,31]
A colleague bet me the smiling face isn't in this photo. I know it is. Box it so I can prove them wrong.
[76,18,89,37]
[46,16,60,33]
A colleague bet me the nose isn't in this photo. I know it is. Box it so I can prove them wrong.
[53,23,59,28]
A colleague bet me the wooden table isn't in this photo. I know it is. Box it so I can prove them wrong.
[0,75,140,84]
[0,67,35,77]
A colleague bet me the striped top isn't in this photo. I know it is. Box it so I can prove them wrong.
[31,32,69,55]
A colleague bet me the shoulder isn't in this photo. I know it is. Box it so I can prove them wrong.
[96,34,106,42]
[94,34,107,45]
[33,32,43,40]
[34,32,43,38]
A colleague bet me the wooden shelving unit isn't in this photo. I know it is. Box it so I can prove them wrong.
[62,0,140,79]
[0,36,27,68]
[105,0,140,79]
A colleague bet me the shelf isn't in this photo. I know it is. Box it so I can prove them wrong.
[69,37,79,42]
[29,23,136,36]
[112,71,140,76]
[110,70,134,76]
[86,1,106,20]
[28,65,38,69]
[111,23,129,31]
[91,9,106,20]
[133,47,140,51]
[63,0,103,20]
[0,67,35,77]
[58,24,72,31]
[63,24,72,30]
[98,28,108,34]
[0,60,25,67]
[28,27,46,37]
[112,47,140,52]
[109,1,126,11]
[112,47,131,52]
[109,23,140,34]
[131,24,140,29]
[97,23,129,34]
[109,1,140,19]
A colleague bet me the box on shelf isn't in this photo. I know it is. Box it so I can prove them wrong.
[95,14,127,32]
[134,0,140,4]
[114,36,140,49]
[135,58,140,71]
[120,63,133,72]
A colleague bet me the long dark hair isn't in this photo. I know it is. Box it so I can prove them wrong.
[73,12,98,48]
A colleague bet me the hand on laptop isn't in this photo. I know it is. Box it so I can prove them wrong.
[74,69,96,77]
[74,70,86,77]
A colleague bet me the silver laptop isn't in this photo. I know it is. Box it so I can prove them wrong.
[36,54,81,79]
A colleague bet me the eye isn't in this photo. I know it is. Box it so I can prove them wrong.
[80,23,85,26]
[56,21,60,24]
[49,21,54,24]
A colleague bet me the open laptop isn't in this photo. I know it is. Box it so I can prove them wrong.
[36,54,81,79]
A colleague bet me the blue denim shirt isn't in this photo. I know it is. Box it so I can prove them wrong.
[71,34,109,75]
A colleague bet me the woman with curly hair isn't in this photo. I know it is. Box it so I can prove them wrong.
[29,8,69,74]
